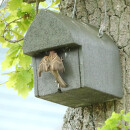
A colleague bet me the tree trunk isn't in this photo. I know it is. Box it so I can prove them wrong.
[59,0,130,129]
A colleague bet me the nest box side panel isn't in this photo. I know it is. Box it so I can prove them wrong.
[82,38,123,98]
[34,47,81,97]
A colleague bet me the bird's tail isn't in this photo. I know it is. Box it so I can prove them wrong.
[38,71,41,77]
[38,67,41,77]
[51,70,67,88]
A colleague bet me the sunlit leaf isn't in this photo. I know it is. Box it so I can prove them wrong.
[21,3,34,12]
[19,49,32,69]
[1,44,21,70]
[40,1,48,7]
[8,0,22,11]
[6,68,33,98]
[0,0,60,98]
[99,111,130,130]
[123,112,130,123]
[50,0,61,8]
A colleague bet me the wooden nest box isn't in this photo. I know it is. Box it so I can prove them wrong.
[23,10,123,108]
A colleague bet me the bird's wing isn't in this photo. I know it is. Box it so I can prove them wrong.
[50,55,65,72]
[38,57,49,77]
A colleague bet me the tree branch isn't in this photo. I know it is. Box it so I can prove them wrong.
[23,0,45,4]
[1,17,24,43]
[35,0,40,15]
[3,17,23,36]
[1,36,24,43]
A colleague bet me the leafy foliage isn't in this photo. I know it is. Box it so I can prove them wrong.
[98,110,130,130]
[0,0,60,98]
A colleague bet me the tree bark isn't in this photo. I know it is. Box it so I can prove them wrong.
[60,0,130,129]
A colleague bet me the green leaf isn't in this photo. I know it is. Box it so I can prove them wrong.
[17,9,23,17]
[120,110,125,114]
[1,44,21,70]
[5,14,17,23]
[0,37,6,43]
[40,1,48,7]
[50,0,61,8]
[11,30,23,39]
[6,68,33,98]
[19,50,32,69]
[18,85,31,98]
[6,72,17,88]
[123,112,130,123]
[8,0,22,11]
[17,21,28,32]
[0,23,5,36]
[0,0,34,98]
[21,3,34,13]
[98,111,129,130]
[51,7,59,10]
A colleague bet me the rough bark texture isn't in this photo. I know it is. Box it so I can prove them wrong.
[60,0,130,129]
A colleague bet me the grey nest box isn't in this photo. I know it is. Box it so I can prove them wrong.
[23,10,123,108]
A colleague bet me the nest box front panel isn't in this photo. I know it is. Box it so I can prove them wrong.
[33,47,81,97]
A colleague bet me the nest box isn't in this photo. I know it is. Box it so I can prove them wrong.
[23,10,123,108]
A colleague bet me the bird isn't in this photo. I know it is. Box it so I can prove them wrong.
[38,51,67,88]
[38,56,50,77]
[49,51,65,73]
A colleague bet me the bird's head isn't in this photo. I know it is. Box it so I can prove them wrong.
[49,51,55,55]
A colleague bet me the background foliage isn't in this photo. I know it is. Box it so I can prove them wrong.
[98,110,130,130]
[0,0,60,98]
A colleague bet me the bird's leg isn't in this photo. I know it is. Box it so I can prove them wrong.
[57,83,62,93]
